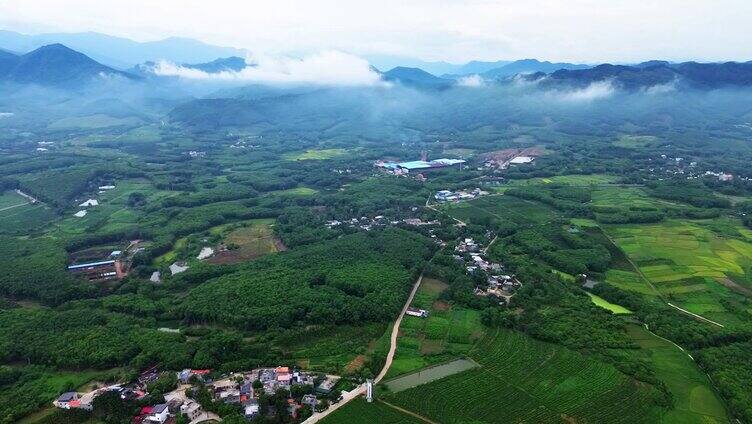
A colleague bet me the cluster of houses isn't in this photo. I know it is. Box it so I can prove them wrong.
[434,188,487,203]
[54,367,157,414]
[325,216,440,232]
[177,367,340,421]
[54,366,343,423]
[454,238,521,302]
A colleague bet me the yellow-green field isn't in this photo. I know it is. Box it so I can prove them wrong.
[587,292,632,314]
[271,187,318,196]
[605,219,752,325]
[284,148,347,160]
[505,174,618,187]
[591,186,679,210]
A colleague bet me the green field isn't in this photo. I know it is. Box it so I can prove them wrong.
[320,398,423,424]
[0,191,57,234]
[386,278,485,378]
[271,186,318,196]
[605,219,752,324]
[506,174,618,187]
[445,194,560,226]
[591,186,679,210]
[625,325,729,423]
[587,292,633,314]
[284,148,347,160]
[385,329,664,424]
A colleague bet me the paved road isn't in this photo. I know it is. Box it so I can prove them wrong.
[303,271,427,424]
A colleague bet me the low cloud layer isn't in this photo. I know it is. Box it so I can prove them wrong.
[457,74,484,87]
[552,80,617,102]
[151,51,384,86]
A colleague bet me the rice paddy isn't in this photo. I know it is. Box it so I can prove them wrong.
[605,218,752,325]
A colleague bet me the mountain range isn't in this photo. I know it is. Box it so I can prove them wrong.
[0,30,245,69]
[0,43,134,87]
[2,39,752,92]
[526,61,752,90]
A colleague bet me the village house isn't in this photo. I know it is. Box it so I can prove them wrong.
[53,392,80,409]
[139,404,169,424]
[180,401,203,421]
[406,307,429,318]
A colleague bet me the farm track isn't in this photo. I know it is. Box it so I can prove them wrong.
[378,399,440,424]
[0,202,29,212]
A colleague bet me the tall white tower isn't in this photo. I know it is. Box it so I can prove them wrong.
[366,379,374,402]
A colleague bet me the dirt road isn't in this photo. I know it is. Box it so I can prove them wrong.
[302,271,426,423]
[375,271,425,384]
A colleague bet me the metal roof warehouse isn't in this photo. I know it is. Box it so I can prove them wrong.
[67,260,115,270]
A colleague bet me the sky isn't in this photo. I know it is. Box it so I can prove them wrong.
[0,0,751,64]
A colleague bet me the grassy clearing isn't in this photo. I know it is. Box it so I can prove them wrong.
[586,292,632,314]
[0,193,57,235]
[271,186,318,196]
[320,398,424,424]
[625,325,729,423]
[284,148,347,161]
[208,218,282,264]
[386,329,664,424]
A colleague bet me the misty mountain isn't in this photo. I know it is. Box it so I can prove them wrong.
[382,67,455,89]
[529,61,752,90]
[0,44,135,87]
[449,60,512,76]
[481,59,590,79]
[183,56,248,73]
[0,49,17,74]
[0,30,245,68]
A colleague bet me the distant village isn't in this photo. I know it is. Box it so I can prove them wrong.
[54,366,346,423]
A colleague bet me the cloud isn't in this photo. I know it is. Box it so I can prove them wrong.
[551,80,617,102]
[151,51,384,86]
[457,74,484,87]
[644,79,678,95]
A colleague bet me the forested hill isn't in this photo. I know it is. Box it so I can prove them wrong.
[181,229,436,329]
